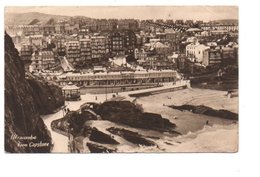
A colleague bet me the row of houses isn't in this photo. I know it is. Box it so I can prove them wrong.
[6,24,79,36]
[5,19,139,36]
[186,41,238,66]
[63,31,137,64]
[30,50,56,71]
[200,23,238,32]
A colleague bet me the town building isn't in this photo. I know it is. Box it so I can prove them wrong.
[176,54,188,72]
[30,50,55,71]
[201,23,238,32]
[221,46,238,64]
[79,38,92,62]
[165,29,181,52]
[221,46,235,60]
[56,38,66,56]
[91,36,107,62]
[175,20,184,25]
[41,50,56,69]
[145,41,171,55]
[66,41,80,64]
[70,23,80,34]
[109,31,124,56]
[64,23,72,34]
[186,42,209,62]
[134,48,147,61]
[185,20,194,26]
[20,44,33,62]
[57,70,179,87]
[123,30,137,55]
[202,48,222,66]
[6,24,41,36]
[85,21,98,32]
[55,24,66,34]
[42,25,56,36]
[30,35,43,46]
[96,19,113,31]
[139,55,176,70]
[62,82,81,101]
[135,34,143,47]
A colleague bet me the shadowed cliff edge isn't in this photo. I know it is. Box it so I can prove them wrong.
[4,32,65,153]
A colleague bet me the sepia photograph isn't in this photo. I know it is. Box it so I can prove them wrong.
[4,6,238,153]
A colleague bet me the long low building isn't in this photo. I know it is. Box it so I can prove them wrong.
[57,70,180,87]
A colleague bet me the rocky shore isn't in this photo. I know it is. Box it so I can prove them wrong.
[50,99,182,152]
[168,104,238,120]
[95,101,178,132]
[89,127,119,145]
[86,143,116,153]
[107,127,156,147]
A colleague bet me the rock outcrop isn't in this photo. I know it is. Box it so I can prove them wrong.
[4,32,64,153]
[168,104,238,120]
[89,127,119,145]
[27,78,64,114]
[107,127,156,147]
[51,110,99,138]
[86,143,116,153]
[96,101,177,132]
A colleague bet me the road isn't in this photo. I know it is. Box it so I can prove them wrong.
[41,96,98,153]
[60,56,75,72]
[41,110,69,153]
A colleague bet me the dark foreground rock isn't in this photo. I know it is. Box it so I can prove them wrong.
[51,112,119,145]
[89,127,119,145]
[107,127,156,147]
[96,101,177,132]
[51,109,99,137]
[86,142,116,153]
[168,104,238,120]
[5,32,64,152]
[27,78,64,114]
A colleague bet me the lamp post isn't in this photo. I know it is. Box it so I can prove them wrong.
[67,122,70,152]
[105,75,108,101]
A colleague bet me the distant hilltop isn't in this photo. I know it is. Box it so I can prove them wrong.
[4,11,238,26]
[4,12,91,26]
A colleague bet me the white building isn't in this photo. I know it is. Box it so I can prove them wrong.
[186,42,209,63]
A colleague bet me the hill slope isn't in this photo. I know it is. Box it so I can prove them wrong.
[5,12,70,25]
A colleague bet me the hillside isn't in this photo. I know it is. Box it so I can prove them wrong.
[4,12,70,25]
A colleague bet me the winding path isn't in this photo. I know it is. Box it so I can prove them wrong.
[41,110,69,153]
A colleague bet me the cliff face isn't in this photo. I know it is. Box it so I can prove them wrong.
[4,32,64,153]
[27,79,64,114]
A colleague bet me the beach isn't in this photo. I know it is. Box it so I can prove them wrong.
[42,87,238,152]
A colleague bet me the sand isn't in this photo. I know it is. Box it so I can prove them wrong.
[42,86,238,152]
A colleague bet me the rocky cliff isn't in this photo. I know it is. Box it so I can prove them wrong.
[5,32,64,153]
[27,78,64,114]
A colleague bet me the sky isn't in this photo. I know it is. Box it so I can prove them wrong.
[5,6,238,21]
